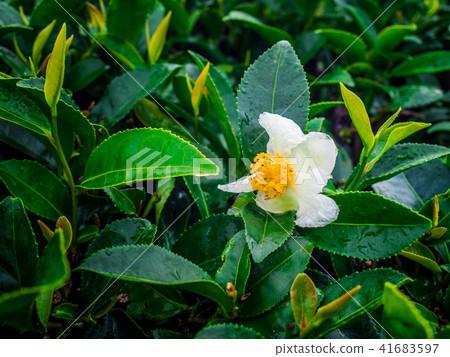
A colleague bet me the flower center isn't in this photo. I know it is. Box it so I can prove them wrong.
[249,152,295,200]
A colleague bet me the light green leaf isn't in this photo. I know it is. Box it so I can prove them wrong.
[94,33,144,70]
[290,273,317,333]
[377,24,417,52]
[308,101,343,119]
[400,242,442,278]
[79,128,219,189]
[340,83,374,154]
[32,19,56,65]
[315,29,366,62]
[104,187,145,215]
[44,23,67,113]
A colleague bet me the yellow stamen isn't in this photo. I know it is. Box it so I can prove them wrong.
[249,152,294,200]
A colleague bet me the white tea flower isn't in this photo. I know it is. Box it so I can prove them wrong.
[219,112,339,228]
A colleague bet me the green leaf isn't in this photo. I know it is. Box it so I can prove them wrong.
[44,23,67,113]
[17,77,96,158]
[36,229,71,328]
[340,83,374,153]
[189,52,240,159]
[315,269,410,338]
[172,215,244,276]
[0,79,51,136]
[290,273,317,332]
[183,145,230,218]
[239,237,314,317]
[241,202,295,263]
[382,282,434,338]
[388,85,444,109]
[313,68,355,87]
[0,197,39,292]
[0,287,42,331]
[66,58,109,93]
[215,231,251,297]
[94,33,144,70]
[308,102,343,119]
[0,3,31,38]
[0,160,71,220]
[30,0,85,26]
[155,177,175,225]
[104,187,145,215]
[400,242,442,278]
[77,245,233,315]
[52,303,77,320]
[390,51,450,77]
[343,5,377,48]
[420,192,450,247]
[90,64,177,129]
[223,11,292,44]
[106,0,156,44]
[82,218,157,310]
[79,128,218,189]
[374,161,450,213]
[196,324,263,339]
[377,24,417,52]
[84,310,147,338]
[127,284,187,321]
[360,144,450,189]
[238,40,309,161]
[239,297,298,338]
[158,0,191,34]
[315,29,366,62]
[305,192,432,260]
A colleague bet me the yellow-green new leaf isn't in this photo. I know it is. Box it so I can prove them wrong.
[375,107,401,139]
[87,3,105,32]
[147,11,172,65]
[44,23,67,114]
[32,19,56,66]
[290,274,317,334]
[314,285,361,326]
[340,82,374,154]
[191,62,210,116]
[400,241,442,278]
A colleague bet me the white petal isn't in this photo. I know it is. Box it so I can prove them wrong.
[258,112,305,156]
[254,191,298,214]
[291,132,338,186]
[218,175,254,193]
[294,193,339,228]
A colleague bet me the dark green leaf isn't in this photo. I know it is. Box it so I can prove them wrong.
[238,40,309,161]
[104,187,145,215]
[315,29,366,62]
[360,144,450,189]
[0,197,39,292]
[84,310,147,338]
[196,324,263,339]
[172,215,244,276]
[30,0,85,25]
[0,160,71,220]
[106,0,156,44]
[77,245,233,314]
[389,85,444,109]
[241,202,295,263]
[308,101,343,119]
[390,51,450,77]
[315,269,410,337]
[90,64,177,128]
[66,58,109,92]
[239,237,314,317]
[305,192,431,260]
[94,33,144,70]
[377,24,416,52]
[215,231,251,297]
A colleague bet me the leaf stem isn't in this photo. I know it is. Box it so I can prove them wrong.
[194,113,199,140]
[50,109,78,246]
[345,154,369,192]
